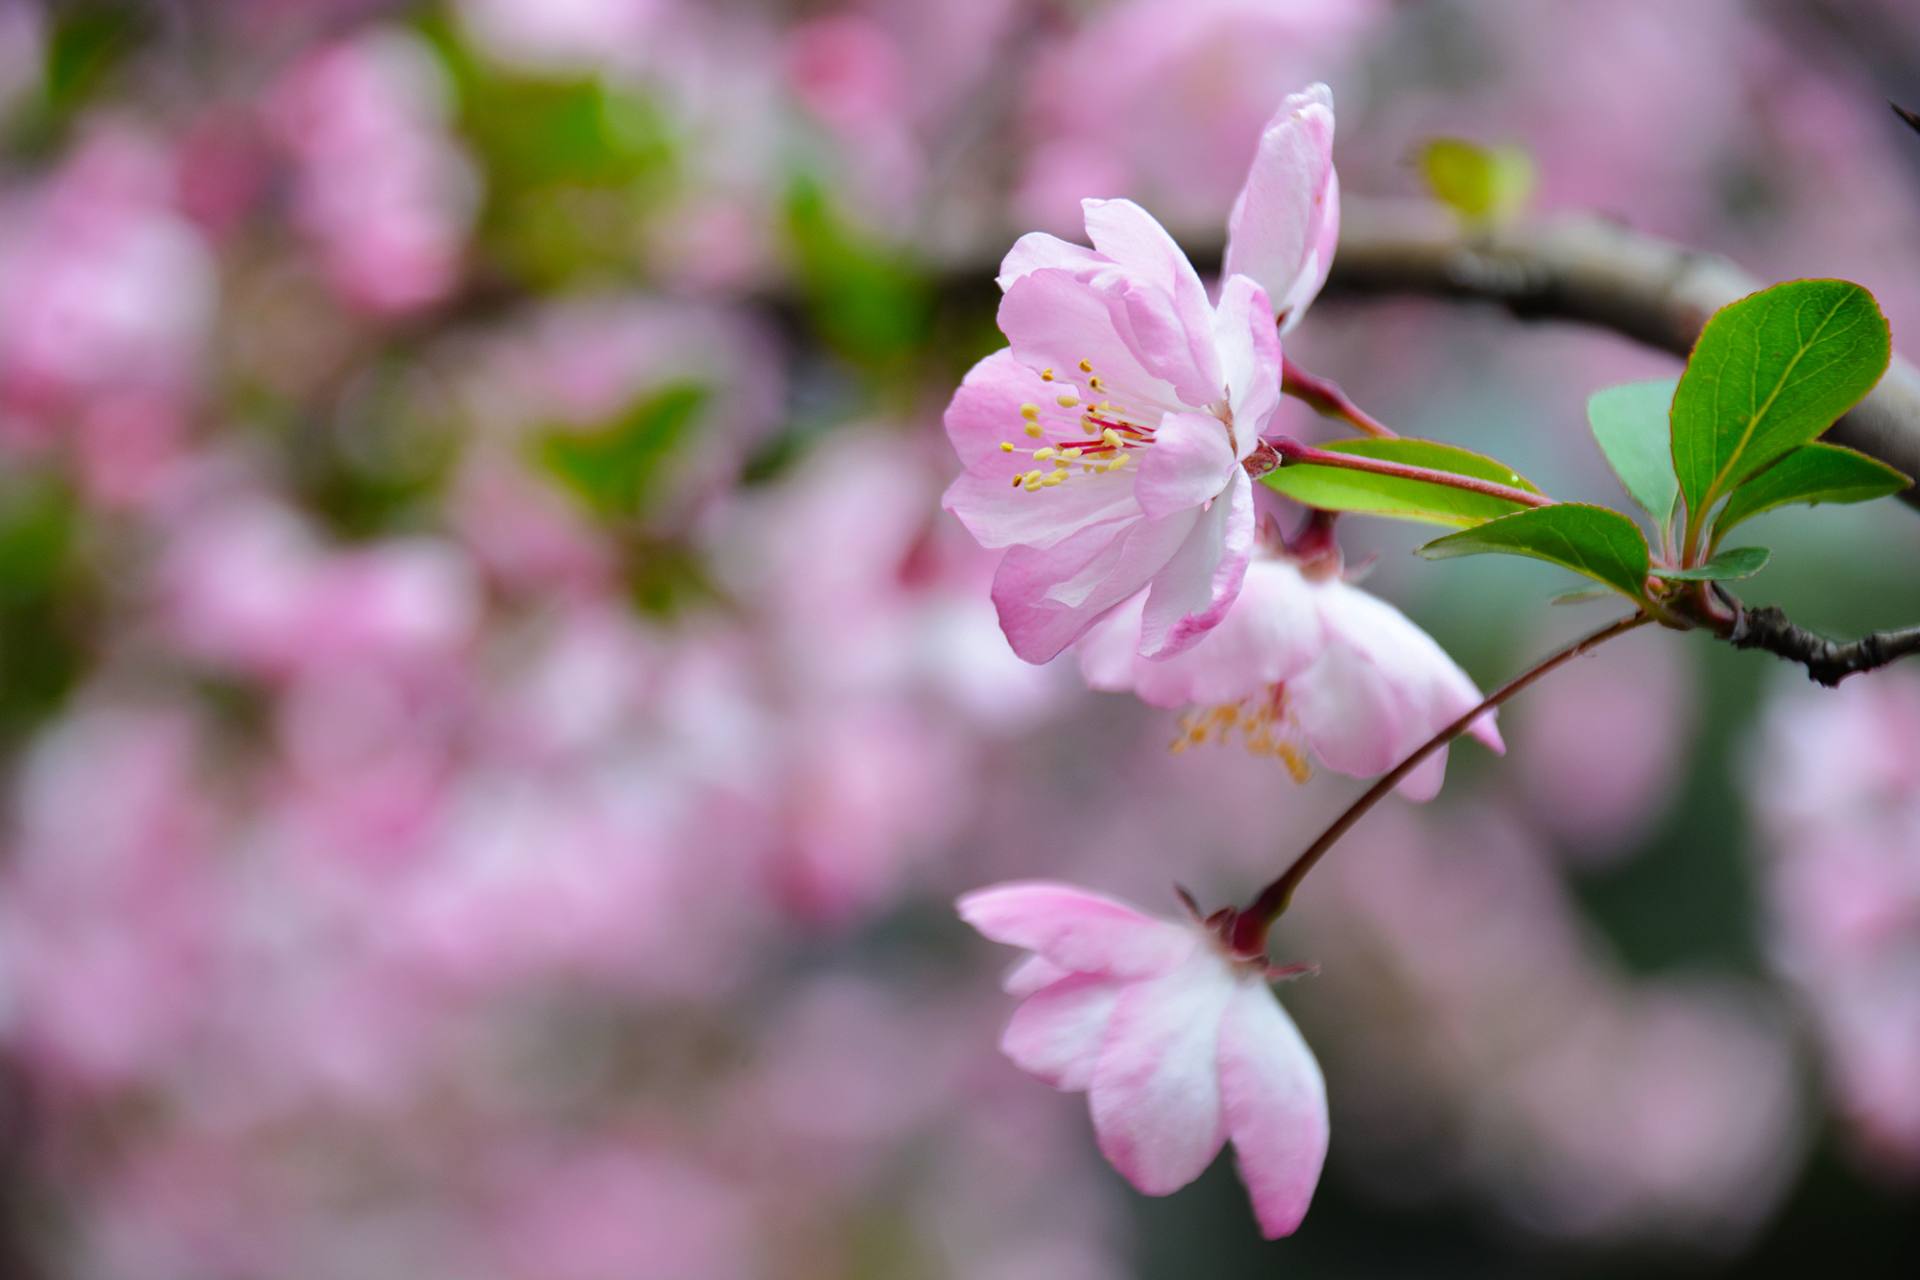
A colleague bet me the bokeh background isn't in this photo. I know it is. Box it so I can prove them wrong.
[1,1,1919,1276]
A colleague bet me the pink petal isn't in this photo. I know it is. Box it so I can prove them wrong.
[1216,977,1329,1239]
[1212,274,1283,448]
[998,231,1105,290]
[1081,199,1223,404]
[1088,949,1235,1195]
[1076,555,1324,709]
[997,268,1185,425]
[1222,84,1338,334]
[956,882,1196,978]
[991,509,1197,663]
[1284,633,1410,781]
[1004,954,1071,997]
[1137,469,1254,659]
[1132,412,1236,520]
[1001,972,1125,1091]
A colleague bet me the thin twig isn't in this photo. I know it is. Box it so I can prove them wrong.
[1723,598,1920,687]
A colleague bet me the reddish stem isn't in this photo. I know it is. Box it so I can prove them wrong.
[1266,437,1554,510]
[1229,612,1653,955]
[1281,358,1399,439]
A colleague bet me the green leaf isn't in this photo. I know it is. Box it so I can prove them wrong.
[1713,442,1911,536]
[1587,378,1680,527]
[1550,587,1617,606]
[534,382,711,521]
[1651,547,1771,582]
[1418,504,1651,602]
[1418,138,1535,225]
[1670,279,1891,523]
[1260,438,1538,530]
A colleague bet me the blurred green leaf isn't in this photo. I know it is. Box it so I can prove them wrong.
[535,381,710,522]
[785,176,932,365]
[1587,378,1680,529]
[1261,438,1538,529]
[1651,546,1771,581]
[1713,442,1911,537]
[1419,503,1651,602]
[1671,279,1890,526]
[1417,137,1535,224]
[0,476,89,739]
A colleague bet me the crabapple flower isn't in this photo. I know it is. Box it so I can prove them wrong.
[1075,547,1503,800]
[957,881,1328,1239]
[942,200,1280,663]
[943,86,1340,663]
[1224,83,1340,333]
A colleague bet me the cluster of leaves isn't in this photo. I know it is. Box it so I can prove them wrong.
[1264,279,1907,609]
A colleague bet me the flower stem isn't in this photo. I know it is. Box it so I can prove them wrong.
[1281,358,1399,439]
[1266,436,1555,510]
[1230,612,1654,954]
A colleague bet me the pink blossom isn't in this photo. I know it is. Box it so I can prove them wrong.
[1076,549,1502,799]
[945,86,1341,663]
[943,202,1279,662]
[1224,83,1340,333]
[958,881,1327,1238]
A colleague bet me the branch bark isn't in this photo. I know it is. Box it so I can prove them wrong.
[1723,601,1920,686]
[1323,198,1920,500]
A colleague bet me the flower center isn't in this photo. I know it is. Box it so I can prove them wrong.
[1169,683,1311,782]
[997,358,1165,493]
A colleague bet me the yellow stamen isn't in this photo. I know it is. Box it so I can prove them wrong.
[1024,423,1044,439]
[1020,404,1040,421]
[1056,394,1079,408]
[1077,359,1093,373]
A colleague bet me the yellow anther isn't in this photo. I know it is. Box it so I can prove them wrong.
[1102,429,1124,449]
[1033,447,1056,461]
[1024,423,1044,439]
[1078,359,1093,373]
[1042,470,1067,487]
[1278,744,1311,784]
[1020,404,1040,420]
[999,441,1015,452]
[1056,394,1079,408]
[1059,447,1083,460]
[1088,376,1104,391]
[1040,368,1055,381]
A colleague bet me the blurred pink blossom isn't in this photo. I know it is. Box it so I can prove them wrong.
[960,881,1328,1238]
[266,29,479,315]
[1077,546,1501,799]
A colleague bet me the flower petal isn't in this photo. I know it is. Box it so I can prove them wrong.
[1222,84,1338,334]
[1216,976,1329,1239]
[1213,274,1283,447]
[1004,954,1071,997]
[1132,412,1236,520]
[957,881,1196,978]
[1088,948,1235,1195]
[991,509,1197,663]
[1001,972,1125,1091]
[1082,198,1223,404]
[997,268,1185,423]
[1137,469,1254,659]
[1077,555,1324,709]
[998,231,1106,290]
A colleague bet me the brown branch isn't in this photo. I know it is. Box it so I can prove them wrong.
[1722,599,1920,687]
[1323,198,1920,500]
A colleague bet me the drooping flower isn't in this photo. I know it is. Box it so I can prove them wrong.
[942,85,1340,664]
[1075,544,1503,799]
[957,881,1328,1239]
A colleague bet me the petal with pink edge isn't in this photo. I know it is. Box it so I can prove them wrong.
[1082,199,1223,404]
[1004,954,1072,997]
[1132,412,1236,520]
[1212,274,1283,448]
[957,882,1195,978]
[1079,556,1324,709]
[998,232,1106,290]
[1216,977,1329,1239]
[1001,972,1124,1091]
[1222,84,1338,334]
[1088,949,1235,1195]
[1137,469,1254,659]
[998,269,1184,423]
[992,509,1197,663]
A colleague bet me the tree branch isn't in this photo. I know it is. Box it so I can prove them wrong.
[1721,599,1920,687]
[1323,198,1920,500]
